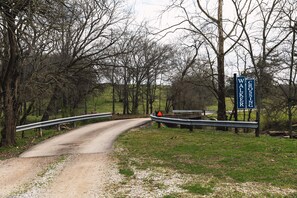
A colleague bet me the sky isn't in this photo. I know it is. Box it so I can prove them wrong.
[128,0,168,22]
[126,0,248,75]
[127,0,196,43]
[128,0,237,29]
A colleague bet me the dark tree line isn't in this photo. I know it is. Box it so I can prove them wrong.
[0,0,130,146]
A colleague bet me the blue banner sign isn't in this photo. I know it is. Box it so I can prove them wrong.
[236,76,246,109]
[236,77,256,109]
[246,79,255,109]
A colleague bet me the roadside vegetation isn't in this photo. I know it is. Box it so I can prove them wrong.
[0,129,61,160]
[114,124,297,197]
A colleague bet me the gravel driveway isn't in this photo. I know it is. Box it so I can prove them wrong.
[0,118,150,198]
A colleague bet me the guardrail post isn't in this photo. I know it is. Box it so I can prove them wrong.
[158,122,161,128]
[38,128,43,137]
[255,119,260,137]
[189,125,193,132]
[57,124,61,131]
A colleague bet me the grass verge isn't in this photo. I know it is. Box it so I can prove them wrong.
[0,129,65,160]
[114,125,297,196]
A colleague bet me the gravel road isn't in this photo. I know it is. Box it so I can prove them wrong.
[0,118,150,198]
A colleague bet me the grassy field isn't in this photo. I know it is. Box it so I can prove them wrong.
[114,125,297,197]
[75,85,169,115]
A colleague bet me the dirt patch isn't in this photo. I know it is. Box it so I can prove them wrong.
[0,157,57,198]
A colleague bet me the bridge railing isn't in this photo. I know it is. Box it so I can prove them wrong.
[150,114,258,131]
[16,113,112,132]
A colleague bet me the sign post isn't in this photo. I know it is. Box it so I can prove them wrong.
[234,74,238,133]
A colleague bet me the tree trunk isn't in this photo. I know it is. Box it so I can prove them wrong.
[20,102,35,125]
[1,12,20,147]
[112,67,115,114]
[288,23,296,138]
[146,81,150,114]
[123,68,129,114]
[217,0,227,124]
[20,102,35,138]
[41,86,59,121]
[132,83,140,114]
[1,78,19,146]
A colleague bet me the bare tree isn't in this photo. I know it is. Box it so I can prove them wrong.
[0,1,32,146]
[40,0,129,120]
[160,0,244,123]
[0,0,129,146]
[232,0,290,136]
[276,0,297,138]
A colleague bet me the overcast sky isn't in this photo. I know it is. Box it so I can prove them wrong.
[128,1,167,20]
[127,0,246,75]
[128,0,237,28]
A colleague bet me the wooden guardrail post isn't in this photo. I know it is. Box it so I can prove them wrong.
[38,128,43,137]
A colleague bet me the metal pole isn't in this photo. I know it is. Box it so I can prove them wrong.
[234,73,238,133]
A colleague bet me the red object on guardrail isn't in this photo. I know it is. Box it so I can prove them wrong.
[157,111,163,117]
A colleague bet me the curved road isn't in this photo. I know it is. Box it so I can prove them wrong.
[1,118,150,197]
[20,118,150,158]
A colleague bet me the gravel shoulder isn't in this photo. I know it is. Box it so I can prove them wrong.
[0,157,58,198]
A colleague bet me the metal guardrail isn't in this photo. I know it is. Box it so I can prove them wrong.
[172,109,217,116]
[16,113,112,132]
[173,110,204,113]
[150,115,258,129]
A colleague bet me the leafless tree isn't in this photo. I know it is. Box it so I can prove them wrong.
[160,0,244,123]
[0,0,34,146]
[275,0,297,137]
[0,0,130,146]
[232,0,290,136]
[101,24,173,115]
[39,0,129,120]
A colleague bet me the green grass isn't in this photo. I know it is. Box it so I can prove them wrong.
[119,168,134,177]
[207,97,234,111]
[76,85,169,115]
[182,183,214,195]
[0,128,65,160]
[115,126,297,189]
